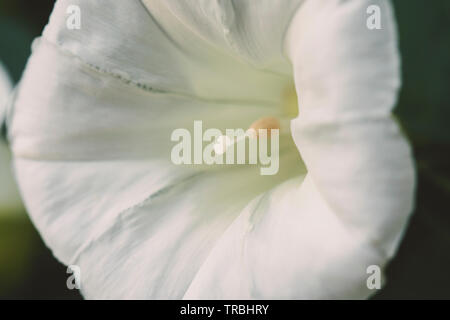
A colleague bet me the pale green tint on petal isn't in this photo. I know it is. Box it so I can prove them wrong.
[44,0,294,104]
[142,0,304,72]
[10,40,284,161]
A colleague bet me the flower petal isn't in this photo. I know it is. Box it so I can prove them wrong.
[183,0,416,299]
[9,1,302,289]
[10,38,296,264]
[10,39,282,162]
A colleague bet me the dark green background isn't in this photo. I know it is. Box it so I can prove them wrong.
[0,0,449,299]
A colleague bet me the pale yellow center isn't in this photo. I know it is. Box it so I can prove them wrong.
[247,84,298,136]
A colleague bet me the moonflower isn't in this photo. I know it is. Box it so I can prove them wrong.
[7,0,415,299]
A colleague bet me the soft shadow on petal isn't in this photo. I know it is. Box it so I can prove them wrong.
[14,149,303,298]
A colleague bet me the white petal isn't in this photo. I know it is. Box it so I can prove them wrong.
[10,38,295,264]
[72,155,302,299]
[286,0,415,256]
[14,148,303,298]
[10,40,282,161]
[142,0,304,70]
[184,0,415,299]
[9,1,301,285]
[44,0,293,103]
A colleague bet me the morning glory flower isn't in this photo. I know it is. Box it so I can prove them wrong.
[7,0,415,299]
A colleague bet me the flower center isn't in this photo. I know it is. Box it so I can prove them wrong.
[248,117,280,137]
[247,84,298,137]
[213,84,299,155]
[282,84,299,119]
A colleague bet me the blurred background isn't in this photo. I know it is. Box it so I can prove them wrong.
[0,0,449,299]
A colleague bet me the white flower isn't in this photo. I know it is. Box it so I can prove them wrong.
[0,62,23,214]
[8,0,415,299]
